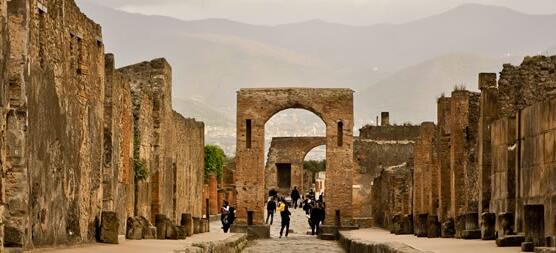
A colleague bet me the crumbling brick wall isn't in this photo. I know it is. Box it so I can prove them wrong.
[497,56,556,118]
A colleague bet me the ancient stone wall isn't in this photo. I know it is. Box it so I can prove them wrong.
[490,116,516,235]
[359,125,420,141]
[0,0,7,250]
[449,90,480,237]
[353,137,414,218]
[412,122,437,237]
[264,137,325,195]
[497,56,556,118]
[477,73,498,214]
[435,97,452,224]
[371,162,413,234]
[172,112,205,220]
[104,54,134,235]
[6,0,106,248]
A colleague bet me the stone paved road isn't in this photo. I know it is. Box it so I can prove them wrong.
[243,208,345,253]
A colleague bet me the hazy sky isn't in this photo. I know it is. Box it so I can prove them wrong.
[91,0,556,25]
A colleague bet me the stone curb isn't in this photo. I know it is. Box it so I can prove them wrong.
[175,234,248,253]
[339,231,432,253]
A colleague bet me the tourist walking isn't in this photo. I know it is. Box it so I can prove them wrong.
[266,197,277,225]
[279,204,291,238]
[221,201,231,233]
[291,186,300,208]
[310,202,324,235]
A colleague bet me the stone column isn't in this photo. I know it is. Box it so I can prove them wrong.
[209,174,218,215]
[436,96,453,237]
[477,73,498,240]
[449,90,480,239]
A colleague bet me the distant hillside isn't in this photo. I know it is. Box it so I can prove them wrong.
[357,54,523,124]
[75,0,556,153]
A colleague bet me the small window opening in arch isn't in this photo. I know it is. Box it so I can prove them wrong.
[337,121,344,147]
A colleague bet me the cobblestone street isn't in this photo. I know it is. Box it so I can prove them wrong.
[243,208,345,252]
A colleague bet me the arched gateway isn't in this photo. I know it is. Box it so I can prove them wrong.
[235,88,354,226]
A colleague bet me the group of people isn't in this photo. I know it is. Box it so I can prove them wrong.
[265,186,326,237]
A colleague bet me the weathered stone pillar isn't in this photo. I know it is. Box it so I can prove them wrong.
[477,73,498,240]
[380,112,390,126]
[5,0,30,248]
[436,96,453,238]
[449,90,480,238]
[477,73,498,214]
[209,174,218,215]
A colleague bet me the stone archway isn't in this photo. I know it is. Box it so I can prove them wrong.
[235,88,354,225]
[265,137,326,195]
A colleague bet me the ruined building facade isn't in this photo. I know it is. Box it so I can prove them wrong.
[370,55,556,251]
[354,113,418,226]
[0,0,206,251]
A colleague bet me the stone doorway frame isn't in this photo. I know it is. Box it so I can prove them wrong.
[235,88,354,225]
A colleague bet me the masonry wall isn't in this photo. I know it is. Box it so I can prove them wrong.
[6,0,107,248]
[371,162,413,233]
[359,125,420,141]
[104,54,134,234]
[172,112,205,220]
[0,0,8,250]
[353,137,415,218]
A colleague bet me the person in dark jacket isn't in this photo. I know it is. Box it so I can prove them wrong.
[310,202,324,235]
[223,207,236,233]
[279,205,291,238]
[291,187,300,209]
[266,197,277,225]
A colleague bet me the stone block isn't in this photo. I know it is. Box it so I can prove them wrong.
[496,235,525,247]
[441,219,455,238]
[522,242,535,252]
[414,214,428,237]
[200,219,209,233]
[126,217,143,240]
[181,213,194,236]
[480,212,496,240]
[455,215,466,238]
[144,226,157,239]
[4,226,24,247]
[193,217,201,234]
[100,211,119,244]
[498,212,515,237]
[427,215,441,238]
[461,230,481,239]
[155,214,179,239]
[535,247,556,253]
[176,226,187,239]
[247,225,271,240]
